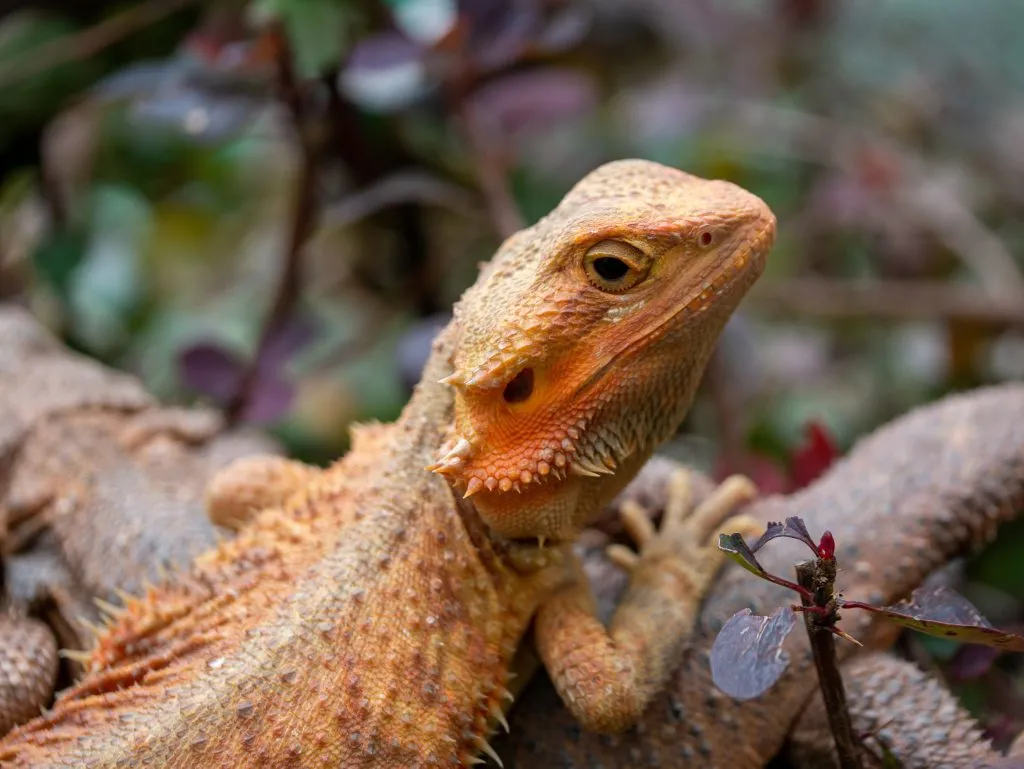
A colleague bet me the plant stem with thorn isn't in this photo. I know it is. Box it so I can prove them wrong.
[796,559,863,769]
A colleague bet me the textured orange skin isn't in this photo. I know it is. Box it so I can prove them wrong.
[0,160,774,767]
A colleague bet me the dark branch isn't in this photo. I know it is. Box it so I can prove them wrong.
[0,0,201,89]
[796,559,863,769]
[225,27,316,425]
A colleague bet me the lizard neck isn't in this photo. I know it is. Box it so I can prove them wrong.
[390,322,461,466]
[392,322,539,560]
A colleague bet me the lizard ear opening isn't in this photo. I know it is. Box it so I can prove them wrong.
[503,368,535,404]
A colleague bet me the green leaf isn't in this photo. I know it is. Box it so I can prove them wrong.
[719,530,814,599]
[718,532,766,577]
[32,228,87,300]
[250,0,353,77]
[383,0,456,45]
[0,12,100,135]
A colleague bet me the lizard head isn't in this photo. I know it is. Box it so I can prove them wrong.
[429,159,775,540]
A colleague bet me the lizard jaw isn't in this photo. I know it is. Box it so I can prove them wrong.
[427,408,633,500]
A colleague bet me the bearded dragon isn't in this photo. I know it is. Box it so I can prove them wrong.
[0,159,775,767]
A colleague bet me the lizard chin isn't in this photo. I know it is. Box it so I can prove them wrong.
[450,446,649,542]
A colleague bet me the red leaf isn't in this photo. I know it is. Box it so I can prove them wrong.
[818,530,836,560]
[790,420,840,489]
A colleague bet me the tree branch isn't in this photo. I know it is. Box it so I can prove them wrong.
[225,27,315,424]
[749,277,1024,326]
[0,0,201,90]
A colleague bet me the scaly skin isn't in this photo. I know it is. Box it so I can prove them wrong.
[0,160,775,767]
[0,306,279,720]
[0,616,57,736]
[505,383,1024,767]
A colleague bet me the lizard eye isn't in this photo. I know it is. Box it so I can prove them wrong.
[583,240,650,293]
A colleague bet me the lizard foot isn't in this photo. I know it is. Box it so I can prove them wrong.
[606,470,758,584]
[206,456,320,530]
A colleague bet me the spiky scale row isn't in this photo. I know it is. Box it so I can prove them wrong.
[428,429,580,497]
[427,401,639,500]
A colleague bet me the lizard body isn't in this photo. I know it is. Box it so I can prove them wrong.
[0,160,775,767]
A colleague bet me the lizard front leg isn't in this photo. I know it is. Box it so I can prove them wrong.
[534,471,757,733]
[204,422,398,529]
[205,456,321,530]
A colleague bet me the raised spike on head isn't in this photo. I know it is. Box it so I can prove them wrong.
[438,371,467,388]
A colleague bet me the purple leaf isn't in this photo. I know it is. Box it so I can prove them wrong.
[178,343,243,400]
[258,315,319,374]
[240,373,296,424]
[465,68,597,139]
[533,4,591,55]
[948,644,1001,682]
[843,586,1024,652]
[340,31,428,112]
[711,607,797,700]
[461,0,541,71]
[177,315,317,423]
[397,313,450,390]
[749,516,819,555]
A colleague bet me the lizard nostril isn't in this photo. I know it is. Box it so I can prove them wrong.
[503,368,534,404]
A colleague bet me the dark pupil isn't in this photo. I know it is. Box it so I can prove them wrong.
[593,256,630,282]
[503,367,534,404]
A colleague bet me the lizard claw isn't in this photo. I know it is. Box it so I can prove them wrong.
[606,469,758,580]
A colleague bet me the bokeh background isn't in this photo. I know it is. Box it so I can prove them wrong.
[2,0,1023,749]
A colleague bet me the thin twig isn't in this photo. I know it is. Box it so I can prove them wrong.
[749,277,1024,326]
[458,106,524,239]
[319,171,477,230]
[0,0,201,90]
[225,27,315,424]
[797,559,863,769]
[704,348,749,476]
[445,47,523,240]
[694,95,1024,302]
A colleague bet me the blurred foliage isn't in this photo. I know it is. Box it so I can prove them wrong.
[2,0,1024,750]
